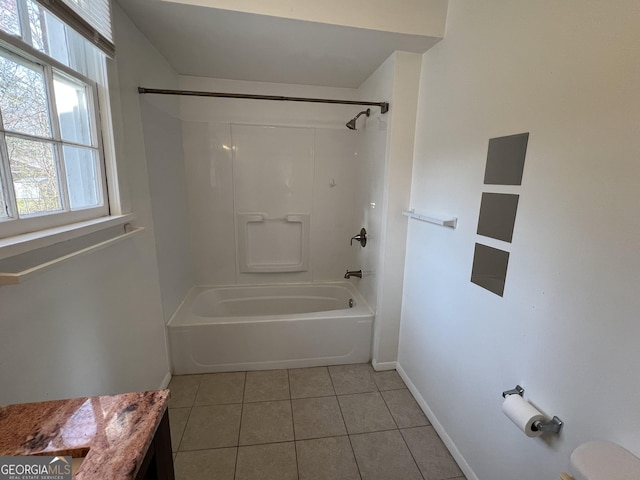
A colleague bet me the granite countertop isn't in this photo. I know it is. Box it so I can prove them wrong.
[0,390,170,479]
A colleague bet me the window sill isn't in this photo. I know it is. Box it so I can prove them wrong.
[0,214,136,261]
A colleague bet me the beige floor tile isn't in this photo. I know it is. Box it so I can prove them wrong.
[296,436,360,480]
[244,369,290,402]
[239,400,294,445]
[382,389,429,428]
[292,396,347,439]
[194,372,245,406]
[337,392,396,434]
[174,448,236,480]
[350,430,422,480]
[329,364,377,395]
[180,404,242,450]
[372,370,406,391]
[168,375,202,408]
[168,408,190,452]
[289,367,335,399]
[235,442,297,480]
[401,426,463,480]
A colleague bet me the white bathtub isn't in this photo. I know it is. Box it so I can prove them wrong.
[167,282,374,373]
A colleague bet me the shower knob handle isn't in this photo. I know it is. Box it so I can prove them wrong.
[350,228,367,247]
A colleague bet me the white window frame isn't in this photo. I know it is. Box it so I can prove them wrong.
[0,21,117,245]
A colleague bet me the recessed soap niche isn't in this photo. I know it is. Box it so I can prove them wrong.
[472,132,529,296]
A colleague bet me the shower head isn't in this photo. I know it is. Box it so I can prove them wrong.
[346,108,371,130]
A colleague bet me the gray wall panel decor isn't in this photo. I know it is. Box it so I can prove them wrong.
[472,132,529,296]
[483,132,529,185]
[471,243,510,297]
[476,193,520,243]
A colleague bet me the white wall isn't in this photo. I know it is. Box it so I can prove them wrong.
[112,6,191,323]
[398,2,640,479]
[351,59,392,315]
[140,98,192,321]
[179,76,363,286]
[162,0,448,38]
[355,52,422,369]
[0,5,174,404]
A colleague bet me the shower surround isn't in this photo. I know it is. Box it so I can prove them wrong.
[159,82,378,372]
[151,77,381,372]
[142,63,417,372]
[179,77,371,287]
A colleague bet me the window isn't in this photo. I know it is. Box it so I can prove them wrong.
[0,0,111,239]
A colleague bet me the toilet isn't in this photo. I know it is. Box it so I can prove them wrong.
[564,441,640,480]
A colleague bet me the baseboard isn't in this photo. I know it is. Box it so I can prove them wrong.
[160,371,172,390]
[371,359,397,371]
[396,363,479,480]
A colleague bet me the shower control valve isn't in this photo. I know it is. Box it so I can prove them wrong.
[350,228,367,247]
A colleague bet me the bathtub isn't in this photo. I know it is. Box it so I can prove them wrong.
[167,282,374,373]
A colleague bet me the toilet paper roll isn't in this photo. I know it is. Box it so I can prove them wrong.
[502,394,545,437]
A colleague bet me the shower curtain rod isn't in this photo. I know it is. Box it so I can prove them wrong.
[137,87,390,114]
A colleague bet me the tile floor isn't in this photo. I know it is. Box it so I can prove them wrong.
[168,364,466,480]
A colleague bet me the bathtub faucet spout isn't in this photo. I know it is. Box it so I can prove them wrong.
[344,269,363,279]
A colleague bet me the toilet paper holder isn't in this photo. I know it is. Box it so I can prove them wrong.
[502,385,564,434]
[502,385,525,398]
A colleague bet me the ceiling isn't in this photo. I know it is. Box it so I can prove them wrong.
[116,0,441,88]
